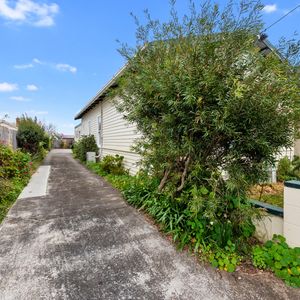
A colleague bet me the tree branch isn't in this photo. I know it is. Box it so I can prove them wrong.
[177,155,191,192]
[158,167,171,191]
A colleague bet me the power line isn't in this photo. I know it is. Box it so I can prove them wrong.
[261,4,300,33]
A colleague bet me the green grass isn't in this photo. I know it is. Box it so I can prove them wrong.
[259,194,283,208]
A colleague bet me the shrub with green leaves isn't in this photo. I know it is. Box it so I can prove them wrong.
[277,156,300,181]
[113,1,300,270]
[17,115,49,154]
[208,241,241,272]
[252,235,300,287]
[0,143,31,179]
[0,143,35,223]
[99,155,127,175]
[72,135,98,162]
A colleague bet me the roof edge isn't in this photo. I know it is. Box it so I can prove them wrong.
[74,65,127,120]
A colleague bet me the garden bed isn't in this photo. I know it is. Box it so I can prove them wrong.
[248,183,284,208]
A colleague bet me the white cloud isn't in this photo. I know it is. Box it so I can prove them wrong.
[56,63,77,74]
[0,0,59,27]
[26,84,38,91]
[10,96,31,102]
[0,82,18,92]
[262,4,277,13]
[14,63,33,69]
[33,57,42,64]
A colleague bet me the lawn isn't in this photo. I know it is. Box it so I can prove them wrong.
[248,182,284,208]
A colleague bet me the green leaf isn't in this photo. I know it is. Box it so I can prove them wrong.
[227,264,235,273]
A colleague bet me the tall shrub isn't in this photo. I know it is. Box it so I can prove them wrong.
[73,135,98,162]
[117,0,300,198]
[17,115,49,154]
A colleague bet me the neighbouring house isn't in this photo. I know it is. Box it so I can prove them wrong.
[74,36,299,177]
[53,134,75,149]
[61,135,75,148]
[0,120,17,149]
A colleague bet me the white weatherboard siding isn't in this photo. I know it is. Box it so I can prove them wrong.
[80,97,141,174]
[81,102,101,145]
[102,96,141,174]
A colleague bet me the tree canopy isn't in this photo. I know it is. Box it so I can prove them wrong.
[116,0,300,199]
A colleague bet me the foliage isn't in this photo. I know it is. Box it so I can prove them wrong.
[0,143,40,223]
[99,154,127,175]
[0,178,28,223]
[72,135,98,162]
[208,240,241,272]
[0,143,31,179]
[17,115,50,155]
[116,0,300,223]
[86,162,256,272]
[252,235,300,287]
[277,156,300,182]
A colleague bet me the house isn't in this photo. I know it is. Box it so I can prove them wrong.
[74,67,141,174]
[0,120,17,149]
[52,134,75,149]
[74,36,299,176]
[74,123,82,141]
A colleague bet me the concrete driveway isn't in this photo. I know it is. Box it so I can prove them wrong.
[0,149,299,300]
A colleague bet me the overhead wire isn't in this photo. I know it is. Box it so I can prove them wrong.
[261,4,300,33]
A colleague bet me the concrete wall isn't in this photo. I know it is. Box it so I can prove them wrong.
[254,214,283,243]
[294,139,300,156]
[253,181,300,247]
[79,96,141,174]
[284,181,300,247]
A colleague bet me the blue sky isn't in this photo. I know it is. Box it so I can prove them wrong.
[0,0,299,134]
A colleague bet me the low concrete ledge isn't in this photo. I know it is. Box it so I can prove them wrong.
[250,199,283,217]
[18,166,51,199]
[250,199,284,242]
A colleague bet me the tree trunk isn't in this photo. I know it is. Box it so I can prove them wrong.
[158,167,171,191]
[177,156,191,192]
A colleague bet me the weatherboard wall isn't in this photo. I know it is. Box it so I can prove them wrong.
[102,96,141,174]
[80,96,141,174]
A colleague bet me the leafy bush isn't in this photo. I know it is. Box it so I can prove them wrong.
[17,115,49,154]
[0,178,28,223]
[208,241,241,272]
[0,143,31,179]
[73,135,98,162]
[86,162,255,272]
[277,157,293,181]
[252,235,300,287]
[277,156,300,181]
[99,155,127,175]
[0,143,36,223]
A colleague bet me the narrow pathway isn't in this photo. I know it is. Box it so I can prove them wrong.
[0,150,298,299]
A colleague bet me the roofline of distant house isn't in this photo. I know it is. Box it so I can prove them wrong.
[74,35,277,121]
[0,119,17,129]
[74,65,127,120]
